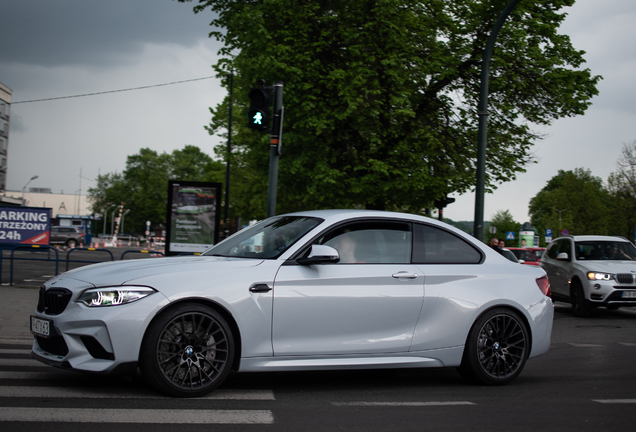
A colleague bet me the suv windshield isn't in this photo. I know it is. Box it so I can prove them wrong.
[203,216,323,259]
[574,240,636,261]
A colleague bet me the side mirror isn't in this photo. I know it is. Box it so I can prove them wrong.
[297,245,340,265]
[519,260,525,264]
[556,252,569,260]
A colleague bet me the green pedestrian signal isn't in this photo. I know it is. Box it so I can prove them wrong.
[247,87,271,132]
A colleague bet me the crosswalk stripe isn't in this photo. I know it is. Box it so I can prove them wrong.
[331,401,475,406]
[0,359,44,366]
[568,343,604,347]
[0,349,31,354]
[0,386,275,400]
[0,407,274,424]
[0,371,73,380]
[593,399,636,404]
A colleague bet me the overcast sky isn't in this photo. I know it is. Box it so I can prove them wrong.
[1,0,634,225]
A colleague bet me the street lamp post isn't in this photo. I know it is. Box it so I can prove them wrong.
[551,207,570,233]
[120,209,131,234]
[21,175,39,206]
[103,204,116,236]
[474,0,523,241]
[110,205,121,236]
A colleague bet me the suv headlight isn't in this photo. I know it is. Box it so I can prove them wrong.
[586,272,614,281]
[78,286,156,307]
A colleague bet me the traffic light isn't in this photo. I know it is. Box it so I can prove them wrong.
[247,87,272,132]
[434,195,456,209]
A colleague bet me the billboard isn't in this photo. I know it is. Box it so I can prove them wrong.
[0,206,52,245]
[165,181,222,255]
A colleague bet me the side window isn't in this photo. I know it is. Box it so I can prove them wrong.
[557,240,572,257]
[317,221,411,264]
[546,241,560,259]
[412,224,481,264]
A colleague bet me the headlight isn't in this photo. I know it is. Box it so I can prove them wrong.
[77,286,156,307]
[586,272,613,281]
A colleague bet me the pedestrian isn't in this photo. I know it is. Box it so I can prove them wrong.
[489,237,504,255]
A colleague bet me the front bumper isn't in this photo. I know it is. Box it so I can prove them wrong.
[31,288,169,374]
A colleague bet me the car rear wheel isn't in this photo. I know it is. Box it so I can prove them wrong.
[457,308,529,385]
[140,303,235,397]
[571,282,591,317]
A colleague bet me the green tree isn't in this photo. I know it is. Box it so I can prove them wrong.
[490,210,520,247]
[528,168,611,238]
[88,146,224,234]
[607,140,636,239]
[186,0,600,220]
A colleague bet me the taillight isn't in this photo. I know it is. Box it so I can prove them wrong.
[536,275,551,297]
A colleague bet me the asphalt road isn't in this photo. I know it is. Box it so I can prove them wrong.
[1,301,635,431]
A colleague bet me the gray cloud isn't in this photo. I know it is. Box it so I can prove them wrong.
[0,0,215,68]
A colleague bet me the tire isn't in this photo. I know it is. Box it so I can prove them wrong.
[140,303,235,397]
[457,308,529,386]
[67,239,77,248]
[571,282,591,317]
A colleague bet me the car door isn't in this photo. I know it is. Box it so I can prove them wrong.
[272,220,424,356]
[542,239,572,297]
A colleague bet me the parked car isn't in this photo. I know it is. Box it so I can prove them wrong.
[500,248,521,263]
[508,247,545,266]
[31,210,553,397]
[49,226,86,248]
[541,235,636,316]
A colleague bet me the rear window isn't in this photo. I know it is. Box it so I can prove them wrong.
[412,224,481,264]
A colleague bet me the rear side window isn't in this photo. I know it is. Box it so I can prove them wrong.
[412,224,481,264]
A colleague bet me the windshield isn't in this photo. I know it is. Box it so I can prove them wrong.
[203,216,323,259]
[574,241,636,261]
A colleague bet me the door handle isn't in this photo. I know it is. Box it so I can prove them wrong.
[392,272,419,279]
[249,283,272,293]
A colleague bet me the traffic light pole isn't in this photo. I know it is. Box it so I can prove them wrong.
[266,82,284,218]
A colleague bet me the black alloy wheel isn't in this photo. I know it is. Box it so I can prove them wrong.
[458,308,529,385]
[140,303,234,397]
[67,239,77,248]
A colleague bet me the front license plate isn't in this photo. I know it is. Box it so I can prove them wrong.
[622,291,636,298]
[30,316,51,337]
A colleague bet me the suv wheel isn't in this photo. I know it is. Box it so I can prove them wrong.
[67,239,77,248]
[571,281,591,317]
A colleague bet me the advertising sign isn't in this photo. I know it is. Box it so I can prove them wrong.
[165,181,222,255]
[519,230,534,248]
[0,206,52,245]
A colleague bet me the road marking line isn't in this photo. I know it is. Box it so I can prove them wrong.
[331,401,475,406]
[0,359,43,366]
[0,386,275,400]
[0,371,85,380]
[618,343,636,346]
[0,349,31,355]
[593,399,636,404]
[568,343,604,347]
[0,408,274,424]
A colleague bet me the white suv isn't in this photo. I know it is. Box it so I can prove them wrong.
[541,235,636,316]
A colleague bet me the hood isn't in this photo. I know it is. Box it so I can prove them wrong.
[578,260,636,274]
[48,256,264,289]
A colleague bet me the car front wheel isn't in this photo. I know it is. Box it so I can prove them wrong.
[571,282,591,317]
[458,308,529,385]
[140,303,235,397]
[66,239,77,248]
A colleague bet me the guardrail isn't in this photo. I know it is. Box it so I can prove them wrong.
[0,245,166,286]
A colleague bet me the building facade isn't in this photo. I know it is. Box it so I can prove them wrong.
[0,82,10,191]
